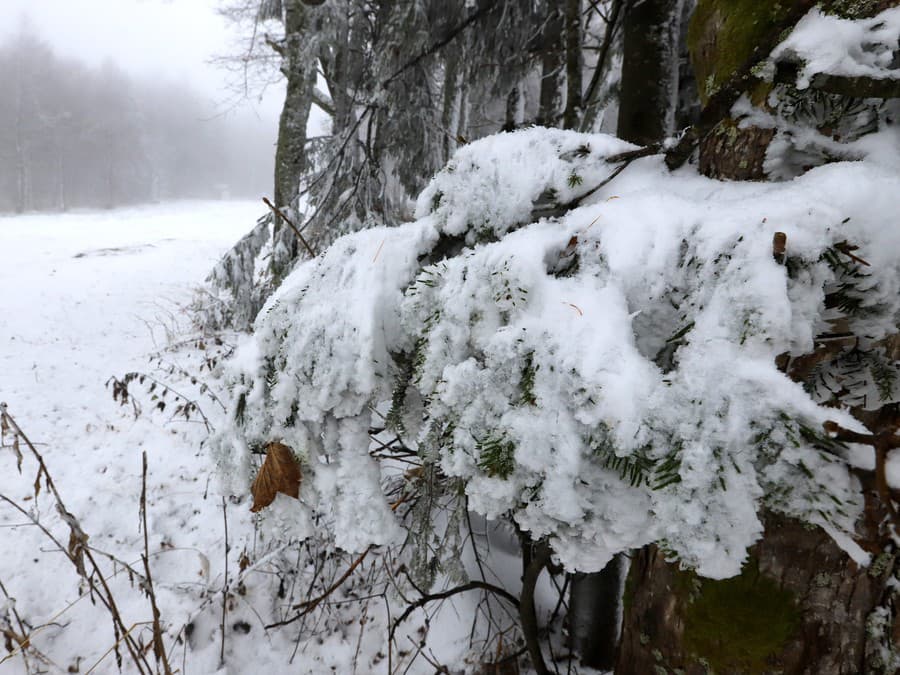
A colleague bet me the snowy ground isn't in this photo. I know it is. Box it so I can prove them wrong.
[0,200,559,675]
[0,201,265,673]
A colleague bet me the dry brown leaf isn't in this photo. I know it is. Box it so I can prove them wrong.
[250,442,302,513]
[773,231,787,263]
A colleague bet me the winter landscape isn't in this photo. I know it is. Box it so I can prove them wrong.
[2,1,900,674]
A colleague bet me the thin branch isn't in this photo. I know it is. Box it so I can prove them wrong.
[262,197,318,258]
[382,1,498,88]
[0,404,153,674]
[520,540,552,675]
[220,497,229,668]
[141,451,173,674]
[312,87,336,116]
[266,547,373,629]
[389,580,520,642]
[580,0,626,130]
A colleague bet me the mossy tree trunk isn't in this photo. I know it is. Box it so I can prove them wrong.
[685,0,896,181]
[616,510,896,674]
[617,4,900,668]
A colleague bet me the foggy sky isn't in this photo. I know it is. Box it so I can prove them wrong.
[0,0,283,121]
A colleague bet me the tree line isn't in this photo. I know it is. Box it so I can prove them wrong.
[0,25,274,213]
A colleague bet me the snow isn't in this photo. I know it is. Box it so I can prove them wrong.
[218,125,900,583]
[0,200,502,674]
[3,121,900,672]
[0,201,377,673]
[771,6,900,87]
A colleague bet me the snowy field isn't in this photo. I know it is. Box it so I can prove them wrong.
[0,201,265,673]
[0,200,543,674]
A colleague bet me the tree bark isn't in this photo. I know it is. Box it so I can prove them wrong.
[569,555,625,670]
[520,540,552,675]
[272,1,317,280]
[536,5,565,127]
[562,0,583,130]
[617,0,684,145]
[274,3,315,210]
[617,508,896,674]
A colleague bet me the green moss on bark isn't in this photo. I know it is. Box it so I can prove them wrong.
[688,0,793,104]
[688,0,889,104]
[681,557,800,673]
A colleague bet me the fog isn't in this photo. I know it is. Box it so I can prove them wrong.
[0,9,281,213]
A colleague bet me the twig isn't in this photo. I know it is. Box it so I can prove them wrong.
[220,496,229,668]
[84,622,154,675]
[262,197,317,258]
[532,147,656,221]
[268,547,373,628]
[0,576,35,671]
[0,404,153,674]
[389,580,520,642]
[141,451,173,674]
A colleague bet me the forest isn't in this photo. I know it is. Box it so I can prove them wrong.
[0,24,273,212]
[2,0,900,673]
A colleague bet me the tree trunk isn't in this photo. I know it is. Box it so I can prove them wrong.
[272,1,317,281]
[569,556,625,670]
[617,509,895,674]
[274,3,315,210]
[536,5,564,127]
[562,0,582,130]
[561,4,691,664]
[617,0,684,145]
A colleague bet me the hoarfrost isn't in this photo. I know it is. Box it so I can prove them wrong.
[214,127,900,578]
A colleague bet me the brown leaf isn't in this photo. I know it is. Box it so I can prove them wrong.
[250,442,302,513]
[773,231,786,264]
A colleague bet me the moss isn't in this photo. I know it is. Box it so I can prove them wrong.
[689,0,891,105]
[682,557,800,673]
[813,572,833,588]
[689,0,794,104]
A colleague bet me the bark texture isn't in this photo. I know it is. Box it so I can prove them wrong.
[617,0,683,145]
[699,119,774,181]
[536,5,564,128]
[272,2,317,280]
[569,555,625,670]
[617,510,896,674]
[273,3,315,211]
